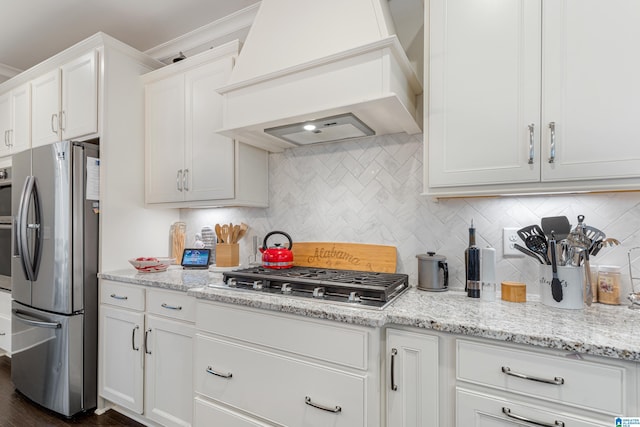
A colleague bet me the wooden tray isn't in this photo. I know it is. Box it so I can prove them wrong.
[292,242,397,273]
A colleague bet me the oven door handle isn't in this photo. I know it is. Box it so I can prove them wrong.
[0,223,11,230]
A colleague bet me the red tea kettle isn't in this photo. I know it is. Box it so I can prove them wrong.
[260,231,294,269]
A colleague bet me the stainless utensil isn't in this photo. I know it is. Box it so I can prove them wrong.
[525,234,551,265]
[566,215,592,306]
[514,243,545,264]
[517,224,545,242]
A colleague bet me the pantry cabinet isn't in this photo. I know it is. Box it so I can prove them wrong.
[0,84,30,156]
[99,280,194,427]
[426,0,640,196]
[386,329,439,427]
[144,40,268,208]
[31,50,98,147]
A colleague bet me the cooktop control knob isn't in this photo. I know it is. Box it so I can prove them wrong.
[281,283,292,294]
[312,287,325,298]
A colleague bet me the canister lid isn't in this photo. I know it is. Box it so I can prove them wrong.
[416,252,446,261]
[598,265,621,273]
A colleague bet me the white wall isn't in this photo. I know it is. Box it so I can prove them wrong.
[180,133,640,299]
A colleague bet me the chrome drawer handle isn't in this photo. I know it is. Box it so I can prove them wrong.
[305,396,341,413]
[0,332,5,336]
[304,396,342,414]
[527,123,535,164]
[548,121,556,163]
[144,328,152,355]
[502,407,564,427]
[161,303,182,310]
[501,366,564,385]
[206,366,232,379]
[132,325,139,351]
[390,348,398,391]
[110,293,128,300]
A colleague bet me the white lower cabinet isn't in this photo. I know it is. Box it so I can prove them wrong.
[386,328,440,427]
[194,301,380,427]
[455,338,638,426]
[99,280,194,427]
[456,388,606,427]
[0,290,11,354]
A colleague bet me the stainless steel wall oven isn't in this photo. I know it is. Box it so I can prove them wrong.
[0,167,11,291]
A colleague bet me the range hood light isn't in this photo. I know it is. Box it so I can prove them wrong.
[264,113,375,146]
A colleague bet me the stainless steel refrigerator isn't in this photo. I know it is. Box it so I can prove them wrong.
[11,140,99,417]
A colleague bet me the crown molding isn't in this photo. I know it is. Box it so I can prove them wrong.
[0,62,22,78]
[144,3,260,63]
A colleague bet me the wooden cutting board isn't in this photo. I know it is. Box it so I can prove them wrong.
[291,242,397,273]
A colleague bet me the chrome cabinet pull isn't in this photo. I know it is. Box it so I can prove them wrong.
[144,328,152,354]
[0,332,5,336]
[527,124,535,164]
[548,122,556,163]
[502,407,564,427]
[132,325,139,351]
[305,396,342,414]
[390,348,398,391]
[176,170,183,191]
[8,129,12,146]
[183,169,189,191]
[60,110,66,131]
[206,366,232,379]
[501,366,564,385]
[110,293,128,300]
[161,303,182,310]
[51,113,58,134]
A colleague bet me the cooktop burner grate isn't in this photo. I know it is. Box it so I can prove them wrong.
[220,266,408,309]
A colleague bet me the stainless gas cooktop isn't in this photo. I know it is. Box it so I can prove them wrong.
[215,266,408,309]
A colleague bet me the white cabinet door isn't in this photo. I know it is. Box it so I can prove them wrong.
[541,0,640,182]
[10,84,30,153]
[145,73,186,203]
[144,314,194,427]
[0,92,10,157]
[387,329,439,427]
[428,0,541,187]
[31,69,60,147]
[99,305,145,414]
[61,50,98,140]
[184,57,235,201]
[456,388,607,427]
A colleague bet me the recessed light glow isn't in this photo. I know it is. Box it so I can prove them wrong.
[303,124,316,131]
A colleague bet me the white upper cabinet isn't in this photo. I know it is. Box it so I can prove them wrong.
[426,0,640,196]
[0,84,30,156]
[144,41,268,208]
[31,50,98,147]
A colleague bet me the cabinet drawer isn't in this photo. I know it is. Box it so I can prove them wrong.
[100,281,145,311]
[457,339,627,415]
[456,387,607,427]
[194,397,273,427]
[0,315,10,353]
[197,301,368,369]
[0,290,10,317]
[147,288,195,323]
[195,334,366,427]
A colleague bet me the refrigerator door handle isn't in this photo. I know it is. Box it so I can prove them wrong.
[13,310,62,329]
[17,176,43,282]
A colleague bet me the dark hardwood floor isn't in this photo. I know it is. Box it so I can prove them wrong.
[0,356,144,426]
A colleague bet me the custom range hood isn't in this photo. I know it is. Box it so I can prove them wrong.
[217,0,423,152]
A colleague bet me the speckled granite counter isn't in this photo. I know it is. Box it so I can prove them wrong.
[98,268,640,362]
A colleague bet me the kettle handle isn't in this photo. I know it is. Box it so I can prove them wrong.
[263,231,293,250]
[439,261,449,287]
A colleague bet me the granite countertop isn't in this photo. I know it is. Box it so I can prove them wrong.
[98,268,640,362]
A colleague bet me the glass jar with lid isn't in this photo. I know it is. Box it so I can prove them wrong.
[597,265,621,305]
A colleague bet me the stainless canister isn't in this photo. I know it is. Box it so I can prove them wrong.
[416,252,449,291]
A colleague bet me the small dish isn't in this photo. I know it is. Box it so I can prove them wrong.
[129,257,175,273]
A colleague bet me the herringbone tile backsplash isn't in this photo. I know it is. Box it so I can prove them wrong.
[181,133,640,297]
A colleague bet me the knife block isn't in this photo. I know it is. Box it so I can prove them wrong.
[216,243,239,267]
